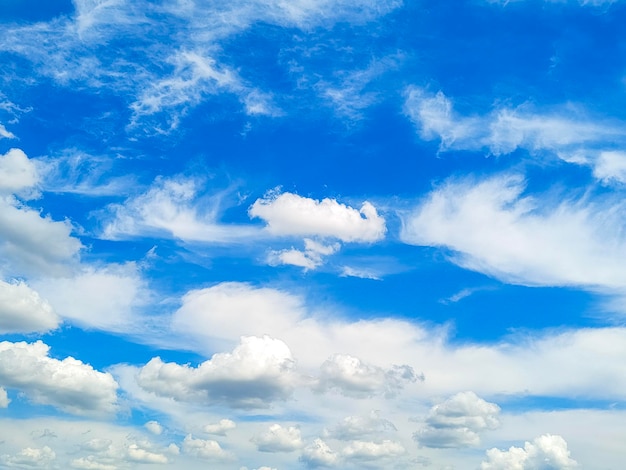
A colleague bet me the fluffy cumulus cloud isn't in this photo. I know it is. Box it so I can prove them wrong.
[403,87,626,182]
[203,419,236,436]
[481,434,578,469]
[252,424,304,452]
[144,420,163,435]
[324,411,397,440]
[249,192,386,243]
[0,340,118,416]
[0,148,39,197]
[0,280,59,334]
[127,443,169,464]
[1,446,56,468]
[315,353,419,398]
[300,439,340,468]
[182,435,233,461]
[341,439,406,462]
[401,172,626,290]
[414,391,500,448]
[101,176,256,243]
[136,335,297,408]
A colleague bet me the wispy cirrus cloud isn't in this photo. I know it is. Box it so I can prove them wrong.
[404,87,626,183]
[401,172,626,291]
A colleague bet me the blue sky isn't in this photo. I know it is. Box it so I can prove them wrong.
[0,0,625,468]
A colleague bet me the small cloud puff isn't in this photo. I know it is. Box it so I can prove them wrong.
[315,353,421,398]
[252,424,304,452]
[249,191,386,243]
[204,419,236,436]
[414,391,500,448]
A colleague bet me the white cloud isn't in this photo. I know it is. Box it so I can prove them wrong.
[0,0,401,130]
[101,176,257,243]
[252,424,304,452]
[145,421,163,435]
[324,411,397,440]
[414,391,500,448]
[38,149,136,197]
[268,239,341,270]
[315,54,404,120]
[0,340,118,416]
[315,354,419,398]
[401,172,626,290]
[182,435,233,461]
[168,282,626,403]
[0,387,9,408]
[136,335,297,408]
[32,263,149,332]
[127,443,169,464]
[341,439,405,462]
[481,434,578,469]
[204,419,236,436]
[249,192,386,243]
[172,282,306,349]
[0,124,15,139]
[0,279,59,334]
[592,150,626,184]
[0,196,82,277]
[0,148,39,197]
[1,446,56,468]
[71,457,117,470]
[300,439,339,468]
[404,87,626,182]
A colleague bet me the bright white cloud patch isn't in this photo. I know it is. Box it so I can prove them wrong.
[0,341,118,416]
[252,424,304,452]
[127,443,169,464]
[414,391,500,448]
[0,197,82,277]
[101,176,257,243]
[481,434,578,469]
[33,264,148,332]
[136,335,297,408]
[0,387,9,408]
[0,148,39,196]
[1,446,56,468]
[182,435,233,461]
[172,282,305,348]
[341,439,405,462]
[203,419,236,436]
[401,173,626,290]
[316,353,419,398]
[144,420,163,435]
[250,192,386,242]
[0,280,59,333]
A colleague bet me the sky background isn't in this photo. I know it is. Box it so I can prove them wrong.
[0,0,625,468]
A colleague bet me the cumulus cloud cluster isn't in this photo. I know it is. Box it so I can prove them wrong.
[481,434,578,469]
[136,336,297,408]
[414,391,501,448]
[0,340,118,415]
